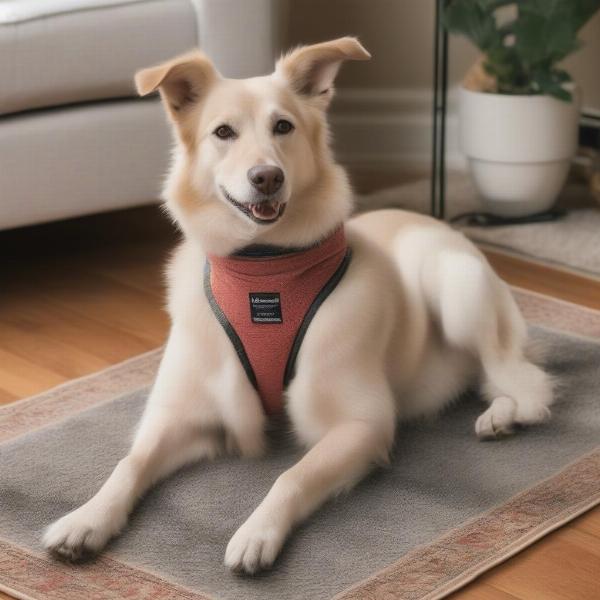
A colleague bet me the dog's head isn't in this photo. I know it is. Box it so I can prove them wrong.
[135,37,370,255]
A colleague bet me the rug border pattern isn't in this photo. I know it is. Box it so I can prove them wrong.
[0,538,212,600]
[334,449,600,599]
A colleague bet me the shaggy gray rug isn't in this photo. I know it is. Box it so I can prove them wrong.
[1,292,599,600]
[356,175,600,278]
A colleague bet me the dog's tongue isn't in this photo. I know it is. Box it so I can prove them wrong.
[250,201,279,220]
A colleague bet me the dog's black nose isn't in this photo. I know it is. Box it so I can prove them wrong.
[247,165,284,196]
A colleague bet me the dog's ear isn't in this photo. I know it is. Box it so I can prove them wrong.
[276,37,370,109]
[135,50,219,136]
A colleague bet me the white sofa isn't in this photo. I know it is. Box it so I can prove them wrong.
[0,0,286,230]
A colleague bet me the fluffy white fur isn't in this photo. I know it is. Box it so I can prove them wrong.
[43,38,553,573]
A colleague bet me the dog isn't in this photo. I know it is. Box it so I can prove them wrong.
[43,37,553,574]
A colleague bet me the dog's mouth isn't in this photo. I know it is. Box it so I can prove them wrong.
[220,187,286,225]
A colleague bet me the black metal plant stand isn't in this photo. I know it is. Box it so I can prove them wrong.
[430,0,565,226]
[431,0,449,221]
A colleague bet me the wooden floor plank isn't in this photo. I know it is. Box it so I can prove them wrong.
[0,319,111,379]
[0,387,18,404]
[29,272,170,346]
[574,509,600,539]
[1,294,154,361]
[449,583,521,600]
[480,528,600,600]
[0,347,66,402]
[91,242,172,297]
[483,249,600,310]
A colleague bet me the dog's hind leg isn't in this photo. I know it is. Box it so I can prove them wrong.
[435,246,553,439]
[476,336,553,440]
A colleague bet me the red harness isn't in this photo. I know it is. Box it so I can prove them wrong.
[204,227,351,415]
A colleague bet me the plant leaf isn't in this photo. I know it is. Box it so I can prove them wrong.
[444,0,600,97]
[443,2,501,50]
[531,69,573,101]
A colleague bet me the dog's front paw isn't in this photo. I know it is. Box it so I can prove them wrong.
[225,513,288,574]
[43,505,122,561]
[476,396,517,440]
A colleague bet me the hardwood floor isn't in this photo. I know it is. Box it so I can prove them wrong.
[0,207,173,403]
[1,206,598,600]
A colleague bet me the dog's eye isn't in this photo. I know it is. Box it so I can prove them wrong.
[213,125,236,140]
[273,119,294,135]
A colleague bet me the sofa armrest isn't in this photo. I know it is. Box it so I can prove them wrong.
[193,0,289,78]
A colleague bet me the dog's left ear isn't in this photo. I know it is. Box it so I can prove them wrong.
[276,37,370,109]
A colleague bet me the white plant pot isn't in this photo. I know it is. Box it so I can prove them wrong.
[459,86,580,217]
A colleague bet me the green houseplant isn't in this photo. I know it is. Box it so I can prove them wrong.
[444,0,600,216]
[444,0,600,101]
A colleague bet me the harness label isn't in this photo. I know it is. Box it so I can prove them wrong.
[249,292,283,324]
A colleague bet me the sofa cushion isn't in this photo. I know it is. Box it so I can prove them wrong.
[0,98,170,229]
[0,0,198,115]
[0,0,149,23]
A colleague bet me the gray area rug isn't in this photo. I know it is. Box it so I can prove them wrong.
[356,175,600,278]
[1,319,599,600]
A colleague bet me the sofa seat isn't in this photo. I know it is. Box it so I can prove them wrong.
[0,0,197,115]
[0,98,171,229]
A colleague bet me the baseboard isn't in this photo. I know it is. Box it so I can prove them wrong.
[330,87,467,173]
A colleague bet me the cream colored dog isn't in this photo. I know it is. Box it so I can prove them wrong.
[43,38,553,574]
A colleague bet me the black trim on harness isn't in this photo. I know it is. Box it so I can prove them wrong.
[234,244,305,258]
[203,262,258,390]
[282,248,353,387]
[234,228,341,258]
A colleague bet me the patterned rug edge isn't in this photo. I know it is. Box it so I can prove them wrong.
[0,582,36,600]
[333,448,600,600]
[0,537,212,600]
[424,493,600,600]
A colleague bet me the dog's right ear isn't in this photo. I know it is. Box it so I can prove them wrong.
[135,50,219,128]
